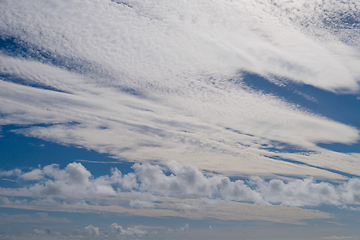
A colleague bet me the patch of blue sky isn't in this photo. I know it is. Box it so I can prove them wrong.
[322,10,360,29]
[0,37,86,74]
[240,72,360,154]
[0,73,69,93]
[0,124,134,179]
[265,155,360,180]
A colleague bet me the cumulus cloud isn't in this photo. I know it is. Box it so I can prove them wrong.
[134,161,263,203]
[323,236,358,239]
[0,196,11,205]
[85,225,99,235]
[0,161,360,209]
[33,228,53,235]
[251,177,341,206]
[179,223,189,232]
[21,169,43,181]
[110,223,148,236]
[338,178,360,204]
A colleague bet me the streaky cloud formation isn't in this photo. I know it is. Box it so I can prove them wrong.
[1,0,359,91]
[0,0,360,179]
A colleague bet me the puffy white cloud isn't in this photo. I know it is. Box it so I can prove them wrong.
[28,162,118,199]
[33,228,53,235]
[179,223,189,232]
[134,161,263,203]
[338,178,360,205]
[110,223,147,236]
[1,161,360,209]
[21,169,43,181]
[85,225,99,235]
[251,177,341,206]
[0,196,11,205]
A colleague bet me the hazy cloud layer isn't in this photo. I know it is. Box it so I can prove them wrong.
[0,212,70,224]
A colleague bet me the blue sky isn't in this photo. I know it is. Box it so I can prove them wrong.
[1,0,360,239]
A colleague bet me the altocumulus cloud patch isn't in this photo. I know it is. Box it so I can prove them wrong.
[0,0,360,179]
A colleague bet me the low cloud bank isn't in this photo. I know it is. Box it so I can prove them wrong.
[1,161,359,208]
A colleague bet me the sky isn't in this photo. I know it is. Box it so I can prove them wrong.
[0,0,360,239]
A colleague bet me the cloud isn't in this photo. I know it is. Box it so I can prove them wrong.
[110,223,148,236]
[338,178,360,204]
[1,0,359,91]
[0,169,22,177]
[1,161,359,209]
[0,212,71,224]
[0,196,11,205]
[323,236,358,239]
[129,200,154,208]
[28,162,118,199]
[33,228,54,235]
[134,161,263,203]
[179,223,189,232]
[21,169,43,181]
[251,177,341,206]
[0,0,360,180]
[85,225,99,235]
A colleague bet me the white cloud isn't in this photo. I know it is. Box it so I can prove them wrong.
[1,75,359,179]
[21,169,43,181]
[1,0,359,91]
[0,0,359,181]
[338,178,360,205]
[110,223,147,236]
[129,200,154,208]
[85,225,99,235]
[1,161,360,209]
[0,169,22,177]
[134,161,263,203]
[0,196,11,205]
[33,228,53,235]
[179,223,189,232]
[28,162,117,199]
[251,177,341,206]
[4,60,360,182]
[323,236,358,239]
